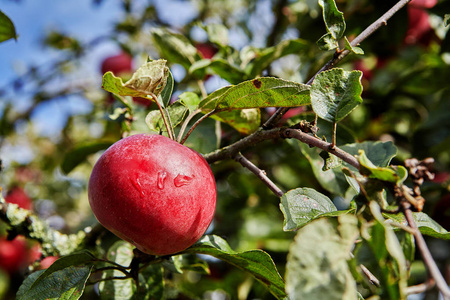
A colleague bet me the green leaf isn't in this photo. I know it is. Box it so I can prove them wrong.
[102,59,170,100]
[279,187,338,231]
[318,0,346,39]
[145,101,187,133]
[138,264,164,300]
[61,141,114,174]
[17,266,91,300]
[285,215,359,300]
[151,28,199,69]
[444,14,450,27]
[295,141,351,196]
[384,212,450,240]
[172,254,210,274]
[212,108,261,135]
[344,36,364,55]
[204,23,229,46]
[0,10,17,43]
[358,202,408,299]
[249,39,310,77]
[320,150,343,171]
[209,59,248,85]
[317,32,339,51]
[199,77,310,111]
[311,68,363,123]
[160,69,174,107]
[17,251,96,300]
[179,92,200,113]
[358,150,406,184]
[340,141,397,170]
[183,235,287,300]
[99,241,135,300]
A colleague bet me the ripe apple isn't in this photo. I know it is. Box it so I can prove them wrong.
[38,256,59,270]
[88,134,217,256]
[100,53,153,107]
[5,187,32,210]
[0,237,28,274]
[196,43,218,59]
[101,52,133,76]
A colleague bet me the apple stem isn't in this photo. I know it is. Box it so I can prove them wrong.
[179,109,217,145]
[148,93,175,140]
[177,109,200,143]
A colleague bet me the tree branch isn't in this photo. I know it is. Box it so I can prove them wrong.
[204,127,285,163]
[263,0,412,129]
[204,127,360,170]
[234,153,284,197]
[0,196,86,256]
[401,202,450,300]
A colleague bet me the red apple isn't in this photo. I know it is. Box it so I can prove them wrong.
[404,5,435,46]
[432,194,450,230]
[5,187,32,210]
[88,134,217,256]
[196,43,218,59]
[409,0,437,8]
[101,52,133,76]
[38,256,59,270]
[0,237,28,274]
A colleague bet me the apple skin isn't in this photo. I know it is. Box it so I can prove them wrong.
[5,187,32,210]
[88,134,217,256]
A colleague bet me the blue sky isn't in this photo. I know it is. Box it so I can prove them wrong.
[0,1,124,81]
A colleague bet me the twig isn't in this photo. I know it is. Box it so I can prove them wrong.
[180,110,217,144]
[360,264,381,287]
[406,278,436,295]
[263,0,413,129]
[401,202,450,300]
[204,127,284,163]
[234,153,284,197]
[148,93,174,140]
[204,127,361,170]
[283,128,360,169]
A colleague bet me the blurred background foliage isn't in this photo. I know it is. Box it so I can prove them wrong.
[0,0,450,299]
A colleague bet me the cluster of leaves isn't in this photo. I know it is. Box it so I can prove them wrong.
[1,0,450,299]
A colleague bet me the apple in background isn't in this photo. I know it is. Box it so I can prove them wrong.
[0,237,28,274]
[409,0,437,8]
[196,43,218,59]
[88,134,217,256]
[5,187,32,210]
[38,256,59,270]
[100,53,153,107]
[101,52,133,76]
[432,194,450,230]
[404,0,437,46]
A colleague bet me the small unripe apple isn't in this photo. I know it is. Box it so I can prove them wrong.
[5,187,32,210]
[88,134,217,256]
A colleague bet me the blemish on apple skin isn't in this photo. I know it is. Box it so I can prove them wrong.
[157,171,167,189]
[131,177,145,197]
[174,174,194,187]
